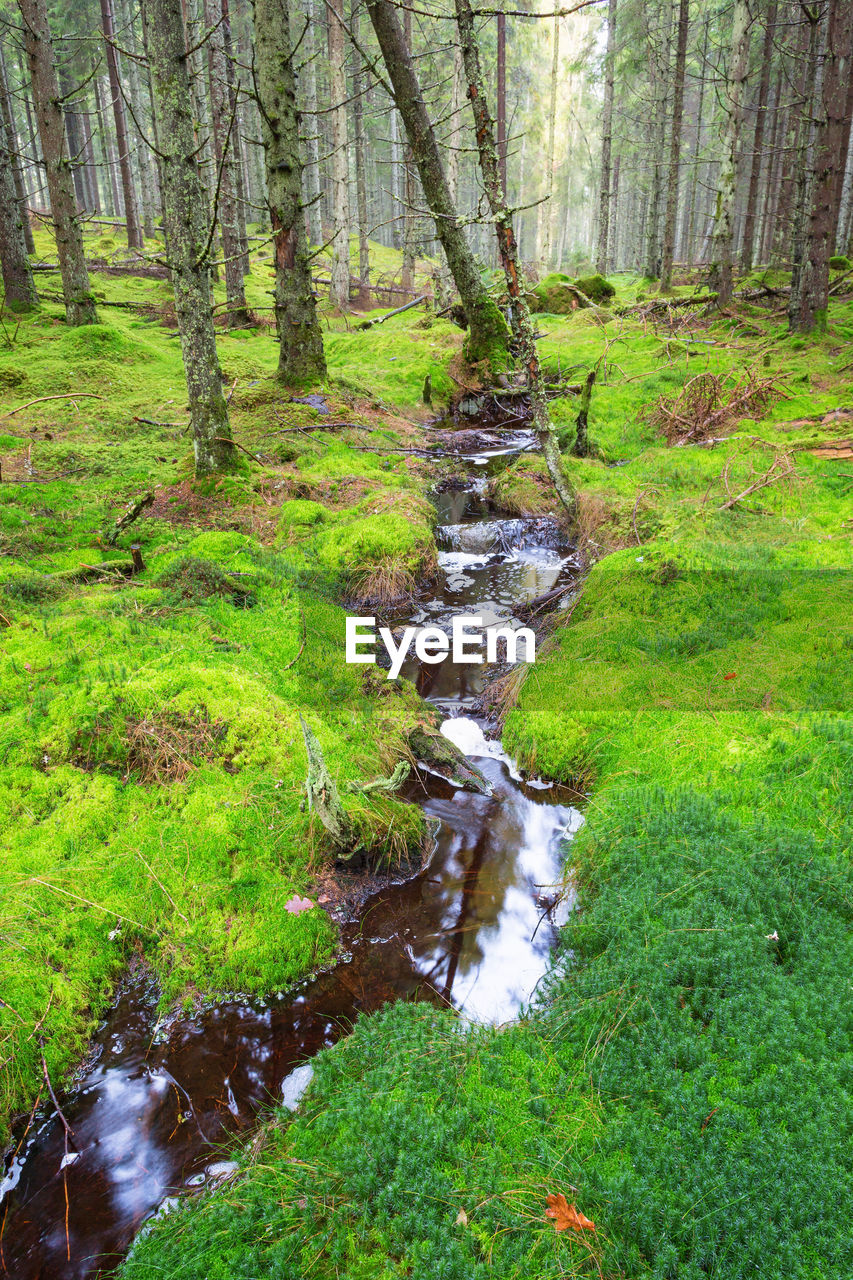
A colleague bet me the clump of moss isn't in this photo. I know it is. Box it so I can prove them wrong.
[572,273,616,303]
[1,572,65,603]
[156,555,242,605]
[829,255,851,271]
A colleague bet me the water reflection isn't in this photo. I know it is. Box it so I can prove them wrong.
[0,421,582,1278]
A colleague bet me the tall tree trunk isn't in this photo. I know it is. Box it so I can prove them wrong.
[220,0,250,273]
[496,11,507,197]
[540,13,559,266]
[0,109,37,307]
[740,0,776,271]
[141,0,233,474]
[252,0,326,382]
[351,5,371,307]
[119,0,157,237]
[454,0,576,517]
[60,77,88,211]
[301,0,323,247]
[596,0,616,273]
[609,151,620,267]
[366,0,508,366]
[327,0,350,309]
[0,42,36,253]
[660,0,689,290]
[789,0,853,331]
[837,126,853,256]
[759,77,783,264]
[709,0,751,304]
[400,7,416,292]
[94,72,121,217]
[787,10,823,304]
[203,0,249,324]
[18,0,97,323]
[99,0,143,247]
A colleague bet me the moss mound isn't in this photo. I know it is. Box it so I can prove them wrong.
[572,273,616,303]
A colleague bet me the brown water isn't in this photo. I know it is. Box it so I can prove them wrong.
[0,417,583,1279]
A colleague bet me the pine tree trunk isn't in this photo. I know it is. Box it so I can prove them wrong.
[301,0,323,247]
[99,0,143,248]
[203,0,249,325]
[787,11,823,309]
[0,43,36,254]
[141,0,234,474]
[220,0,250,273]
[740,0,776,271]
[609,152,620,267]
[18,0,97,323]
[0,112,37,307]
[454,0,576,518]
[327,0,350,310]
[496,11,507,197]
[660,0,689,291]
[540,13,559,266]
[366,0,508,366]
[94,72,121,217]
[789,0,853,332]
[252,0,327,383]
[759,76,782,264]
[351,6,371,307]
[596,0,616,273]
[118,0,157,237]
[400,9,417,293]
[709,0,751,304]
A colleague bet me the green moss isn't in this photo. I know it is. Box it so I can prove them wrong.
[829,255,851,271]
[571,273,616,303]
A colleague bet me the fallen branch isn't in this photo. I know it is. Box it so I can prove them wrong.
[357,294,428,329]
[104,491,154,546]
[0,393,105,420]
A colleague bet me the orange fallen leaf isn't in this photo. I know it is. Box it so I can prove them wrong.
[723,672,737,680]
[545,1192,595,1233]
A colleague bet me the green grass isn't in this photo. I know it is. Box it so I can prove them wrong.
[4,243,853,1276]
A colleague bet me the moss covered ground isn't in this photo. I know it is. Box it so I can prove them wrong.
[3,237,853,1277]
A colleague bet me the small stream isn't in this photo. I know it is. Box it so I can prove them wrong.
[0,415,583,1278]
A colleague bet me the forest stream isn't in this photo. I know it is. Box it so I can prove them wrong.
[0,412,584,1279]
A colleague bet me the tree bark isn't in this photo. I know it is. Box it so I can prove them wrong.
[351,5,371,307]
[203,0,250,324]
[366,0,508,366]
[118,0,157,237]
[660,0,689,291]
[18,0,97,323]
[400,8,416,293]
[327,0,350,310]
[301,0,323,247]
[0,42,36,254]
[220,0,250,273]
[496,11,507,198]
[0,110,37,307]
[740,0,776,271]
[789,0,853,332]
[540,13,559,266]
[709,0,751,304]
[453,0,576,518]
[787,9,824,311]
[93,72,120,217]
[252,0,327,383]
[99,0,143,248]
[595,0,616,274]
[141,0,233,474]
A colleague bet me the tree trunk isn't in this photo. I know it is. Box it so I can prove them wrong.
[351,6,371,307]
[141,0,233,474]
[301,0,323,247]
[18,0,97,324]
[787,9,823,312]
[99,0,143,248]
[400,9,416,293]
[94,72,121,217]
[220,0,250,274]
[119,0,157,237]
[0,113,37,307]
[740,0,776,271]
[366,0,508,366]
[496,11,507,198]
[789,0,853,332]
[252,0,327,383]
[759,75,783,264]
[709,0,751,304]
[203,0,249,325]
[0,42,36,254]
[596,0,616,273]
[609,151,620,267]
[454,0,576,518]
[540,13,559,266]
[660,0,689,291]
[327,0,350,310]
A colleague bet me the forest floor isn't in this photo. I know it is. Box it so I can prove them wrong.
[2,228,853,1278]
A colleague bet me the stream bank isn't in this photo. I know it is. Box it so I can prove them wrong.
[0,406,585,1278]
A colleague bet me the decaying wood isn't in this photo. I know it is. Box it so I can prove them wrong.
[104,490,154,545]
[357,294,428,329]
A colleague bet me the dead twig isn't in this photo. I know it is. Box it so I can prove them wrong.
[0,393,105,421]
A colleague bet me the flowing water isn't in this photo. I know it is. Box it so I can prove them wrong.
[0,416,583,1278]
